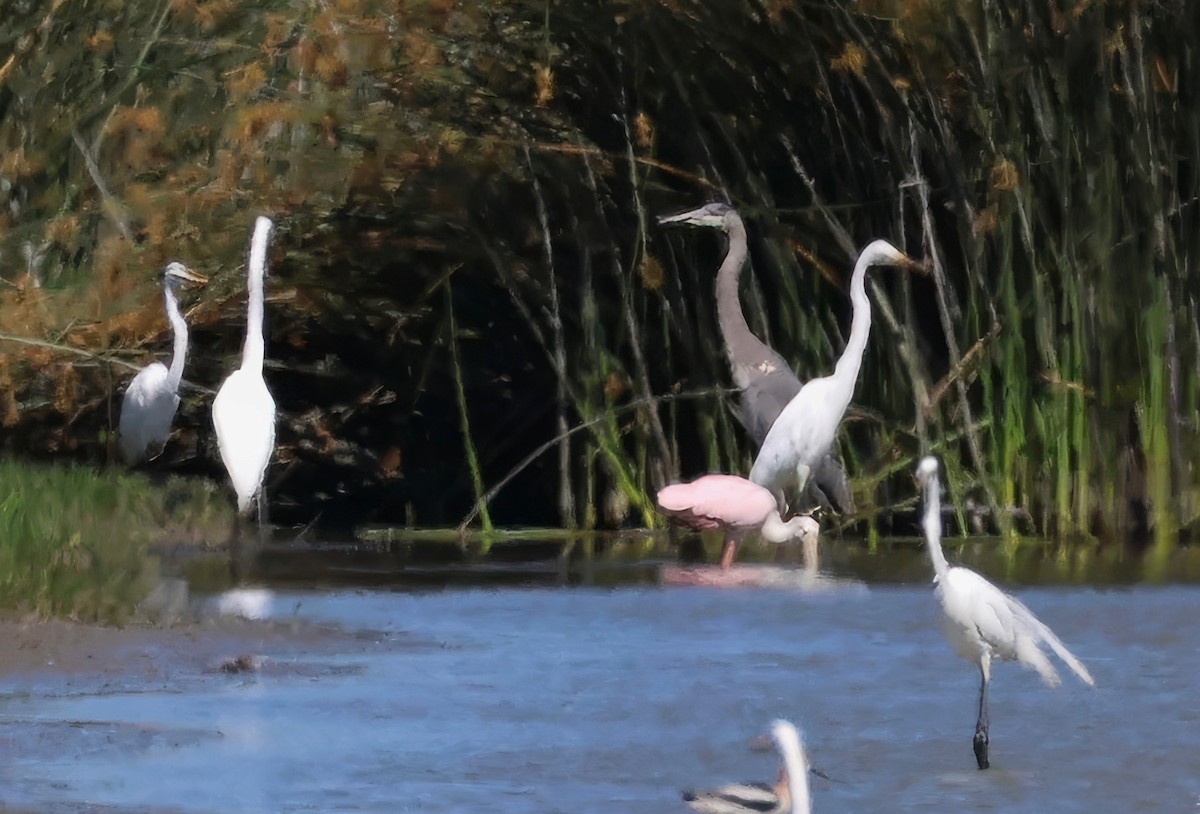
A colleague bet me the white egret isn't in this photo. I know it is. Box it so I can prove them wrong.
[684,719,811,814]
[749,240,920,508]
[658,203,852,513]
[212,216,277,517]
[117,261,208,464]
[915,456,1094,770]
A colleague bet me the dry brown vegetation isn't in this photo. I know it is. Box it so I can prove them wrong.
[0,1,1197,545]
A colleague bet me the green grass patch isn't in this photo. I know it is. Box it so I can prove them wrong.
[0,457,232,623]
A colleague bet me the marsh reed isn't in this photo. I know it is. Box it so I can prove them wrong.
[1,1,1197,539]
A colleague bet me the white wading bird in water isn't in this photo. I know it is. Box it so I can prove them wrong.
[915,456,1094,770]
[657,474,819,570]
[684,719,811,814]
[748,240,924,511]
[213,216,276,520]
[657,203,852,513]
[117,262,208,464]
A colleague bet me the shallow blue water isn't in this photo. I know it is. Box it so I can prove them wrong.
[2,582,1199,812]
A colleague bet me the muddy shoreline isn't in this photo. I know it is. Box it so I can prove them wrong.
[0,612,399,814]
[0,614,385,690]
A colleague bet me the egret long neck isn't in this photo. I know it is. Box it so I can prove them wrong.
[714,216,772,386]
[760,512,811,547]
[777,730,811,814]
[241,218,272,373]
[760,510,791,543]
[922,474,950,580]
[831,250,873,390]
[164,284,188,392]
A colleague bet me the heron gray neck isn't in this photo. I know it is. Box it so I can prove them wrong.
[714,216,781,388]
[164,284,188,392]
[832,250,872,388]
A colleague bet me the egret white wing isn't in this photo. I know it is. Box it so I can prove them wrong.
[118,362,179,463]
[213,368,276,512]
[1002,591,1095,686]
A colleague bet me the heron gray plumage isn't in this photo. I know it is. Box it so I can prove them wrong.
[683,720,812,814]
[117,261,208,464]
[915,456,1094,770]
[658,203,853,514]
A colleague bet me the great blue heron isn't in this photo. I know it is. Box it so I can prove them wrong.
[657,203,853,513]
[117,261,208,464]
[915,457,1094,770]
[657,474,819,569]
[212,216,277,517]
[683,719,812,814]
[749,240,920,507]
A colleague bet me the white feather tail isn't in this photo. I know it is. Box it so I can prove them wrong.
[1007,594,1095,687]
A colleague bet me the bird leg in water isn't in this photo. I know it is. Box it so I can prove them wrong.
[719,530,742,569]
[256,484,270,529]
[974,655,991,770]
[251,485,275,549]
[227,511,243,582]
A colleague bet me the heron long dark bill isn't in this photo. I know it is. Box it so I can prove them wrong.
[658,203,853,514]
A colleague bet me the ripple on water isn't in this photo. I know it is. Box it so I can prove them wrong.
[0,583,1198,813]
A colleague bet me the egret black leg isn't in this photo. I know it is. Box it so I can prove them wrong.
[228,511,243,582]
[256,486,266,529]
[973,656,991,770]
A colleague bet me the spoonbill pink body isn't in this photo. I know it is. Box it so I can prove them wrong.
[657,474,817,569]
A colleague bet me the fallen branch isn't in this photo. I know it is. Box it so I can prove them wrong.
[71,129,133,242]
[0,332,215,395]
[513,140,718,190]
[0,0,68,88]
[924,319,1004,417]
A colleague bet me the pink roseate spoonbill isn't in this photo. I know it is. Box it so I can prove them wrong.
[118,262,208,464]
[684,720,811,814]
[213,216,276,520]
[749,240,923,509]
[658,203,852,513]
[915,456,1094,770]
[657,474,819,570]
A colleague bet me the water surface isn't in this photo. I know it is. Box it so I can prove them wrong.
[1,547,1198,812]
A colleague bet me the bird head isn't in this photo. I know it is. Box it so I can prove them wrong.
[656,202,737,231]
[861,239,930,275]
[914,455,940,489]
[164,262,208,288]
[793,514,820,544]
